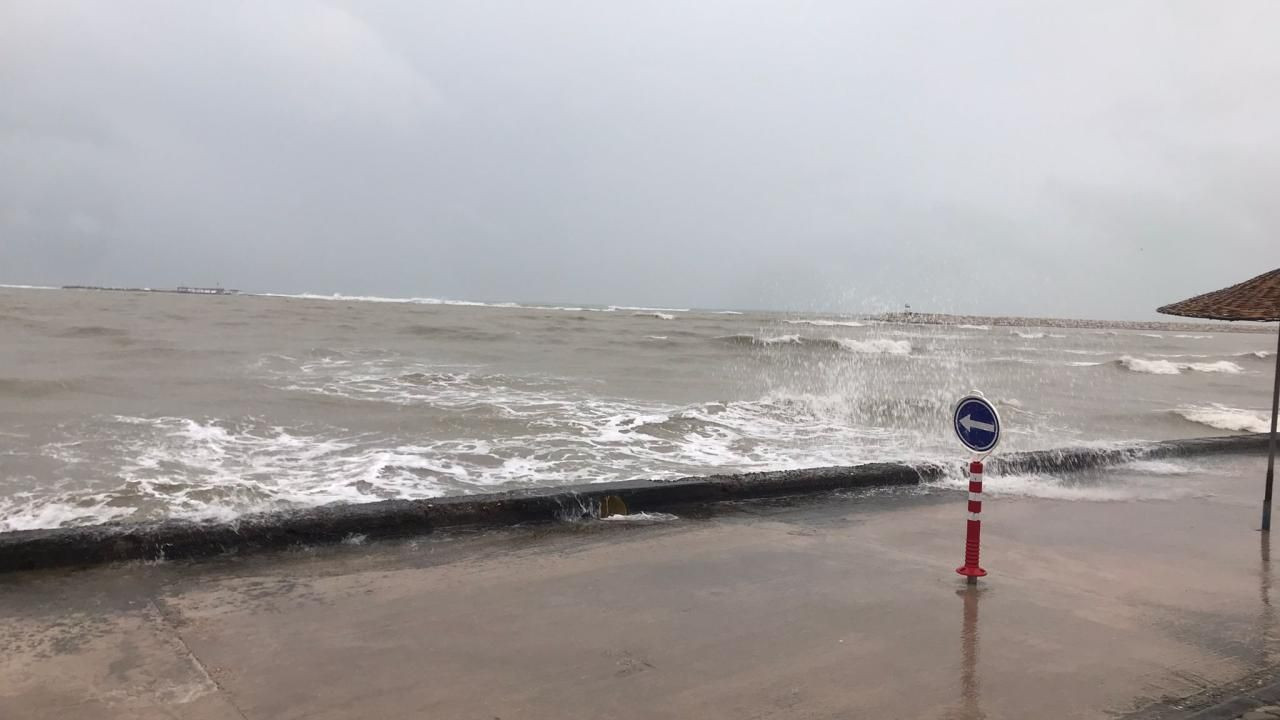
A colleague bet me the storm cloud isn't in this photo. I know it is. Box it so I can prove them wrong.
[2,1,1278,318]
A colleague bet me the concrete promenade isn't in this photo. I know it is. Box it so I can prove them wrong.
[3,454,1279,719]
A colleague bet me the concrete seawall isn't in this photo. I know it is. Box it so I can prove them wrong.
[0,434,1268,573]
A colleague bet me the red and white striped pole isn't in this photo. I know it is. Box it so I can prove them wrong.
[956,460,987,583]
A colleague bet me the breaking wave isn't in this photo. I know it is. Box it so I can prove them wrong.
[1173,404,1269,434]
[263,292,521,309]
[632,312,675,320]
[715,334,911,355]
[784,319,866,328]
[837,338,913,355]
[600,511,679,523]
[1117,356,1243,375]
[610,305,690,312]
[929,456,1206,502]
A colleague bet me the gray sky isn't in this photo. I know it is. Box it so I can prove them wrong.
[2,1,1278,319]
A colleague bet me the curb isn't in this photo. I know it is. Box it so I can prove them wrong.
[0,434,1269,573]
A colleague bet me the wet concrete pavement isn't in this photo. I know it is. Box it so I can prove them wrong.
[2,454,1278,719]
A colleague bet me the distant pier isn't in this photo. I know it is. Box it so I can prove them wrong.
[62,285,240,296]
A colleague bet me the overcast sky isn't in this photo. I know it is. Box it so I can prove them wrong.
[2,2,1278,318]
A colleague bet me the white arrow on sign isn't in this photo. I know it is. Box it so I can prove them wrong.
[960,415,996,433]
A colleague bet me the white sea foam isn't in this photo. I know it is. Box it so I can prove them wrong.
[715,334,804,346]
[1011,331,1065,339]
[261,292,643,315]
[1173,404,1269,433]
[0,496,135,532]
[0,283,58,291]
[1118,356,1243,375]
[930,464,1203,502]
[1139,333,1164,339]
[1067,361,1104,367]
[972,473,1203,501]
[836,338,913,355]
[600,511,679,523]
[713,310,744,315]
[957,324,990,331]
[256,357,926,494]
[784,319,866,328]
[632,312,675,320]
[611,305,690,313]
[1119,357,1181,375]
[1121,460,1198,476]
[1239,351,1275,360]
[1174,334,1213,340]
[261,292,520,309]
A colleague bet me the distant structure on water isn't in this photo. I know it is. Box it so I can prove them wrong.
[176,287,239,295]
[62,285,240,296]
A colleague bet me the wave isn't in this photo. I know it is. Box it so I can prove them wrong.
[400,325,510,341]
[712,311,744,315]
[0,378,83,399]
[1238,351,1275,360]
[1173,404,1269,433]
[957,324,990,331]
[262,292,521,309]
[56,325,129,339]
[928,453,1206,502]
[933,470,1204,502]
[717,334,803,347]
[263,293,708,317]
[3,382,950,528]
[837,338,913,355]
[1117,356,1243,375]
[599,511,679,523]
[0,283,58,290]
[784,319,866,328]
[1011,331,1065,339]
[715,334,911,355]
[632,312,675,320]
[611,305,689,313]
[1139,333,1164,339]
[1174,334,1213,340]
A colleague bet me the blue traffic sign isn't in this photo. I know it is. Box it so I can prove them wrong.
[953,395,1001,453]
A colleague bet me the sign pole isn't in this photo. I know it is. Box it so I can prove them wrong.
[957,460,987,584]
[1263,325,1279,532]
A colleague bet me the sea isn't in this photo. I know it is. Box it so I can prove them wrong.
[0,285,1275,532]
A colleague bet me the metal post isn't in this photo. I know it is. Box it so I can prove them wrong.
[1265,326,1280,532]
[957,460,988,583]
